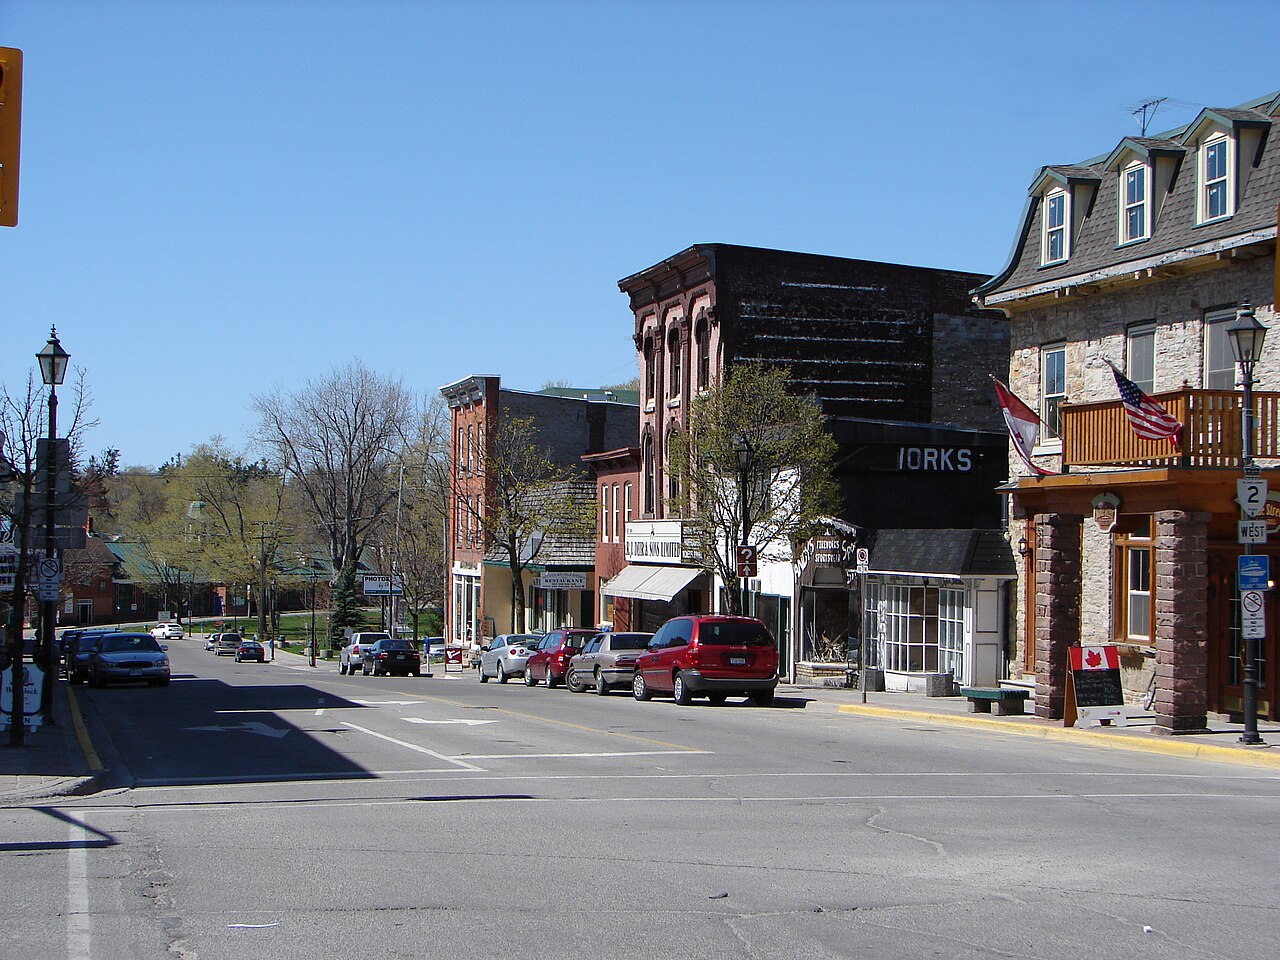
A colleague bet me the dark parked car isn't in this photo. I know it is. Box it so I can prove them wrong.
[64,629,119,684]
[235,639,266,663]
[566,632,653,695]
[85,632,171,688]
[523,629,597,688]
[362,638,422,676]
[632,615,778,706]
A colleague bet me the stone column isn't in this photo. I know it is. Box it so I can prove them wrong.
[1034,513,1083,719]
[1152,510,1211,734]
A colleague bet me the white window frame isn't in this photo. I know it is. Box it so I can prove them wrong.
[1204,307,1238,389]
[1126,321,1156,394]
[611,483,621,544]
[1120,160,1150,243]
[1198,133,1234,224]
[1040,343,1066,443]
[1041,188,1069,264]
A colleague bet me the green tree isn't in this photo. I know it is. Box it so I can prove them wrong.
[668,365,838,615]
[328,563,363,646]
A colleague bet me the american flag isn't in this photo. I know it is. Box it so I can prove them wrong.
[1111,366,1183,445]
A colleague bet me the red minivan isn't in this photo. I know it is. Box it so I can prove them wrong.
[524,629,598,688]
[633,615,779,706]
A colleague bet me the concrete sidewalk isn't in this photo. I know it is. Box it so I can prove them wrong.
[781,681,1280,769]
[0,680,104,805]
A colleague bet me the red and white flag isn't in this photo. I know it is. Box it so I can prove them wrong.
[993,378,1056,476]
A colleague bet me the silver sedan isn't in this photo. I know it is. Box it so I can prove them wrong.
[566,632,653,695]
[477,634,543,683]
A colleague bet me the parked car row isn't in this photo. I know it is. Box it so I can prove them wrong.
[59,628,171,688]
[475,615,779,707]
[338,632,423,676]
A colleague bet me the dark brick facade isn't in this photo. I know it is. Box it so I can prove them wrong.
[1153,510,1211,734]
[1033,513,1082,719]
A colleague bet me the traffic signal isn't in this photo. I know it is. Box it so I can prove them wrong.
[0,46,22,227]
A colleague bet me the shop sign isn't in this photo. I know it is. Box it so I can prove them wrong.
[625,520,687,563]
[896,446,974,472]
[536,572,587,591]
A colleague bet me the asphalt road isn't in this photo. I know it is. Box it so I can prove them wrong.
[3,639,1279,960]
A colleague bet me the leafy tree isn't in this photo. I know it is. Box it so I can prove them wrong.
[328,563,363,646]
[667,364,838,615]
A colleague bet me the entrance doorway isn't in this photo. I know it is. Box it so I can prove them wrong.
[1209,550,1279,721]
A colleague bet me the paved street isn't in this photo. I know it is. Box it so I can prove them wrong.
[3,639,1280,960]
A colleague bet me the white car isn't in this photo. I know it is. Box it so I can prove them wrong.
[340,631,390,675]
[151,622,184,641]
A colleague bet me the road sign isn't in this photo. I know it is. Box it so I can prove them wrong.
[1242,589,1267,640]
[0,544,16,594]
[735,544,757,579]
[362,575,402,596]
[1239,520,1268,544]
[1239,555,1271,591]
[1239,478,1269,518]
[855,547,870,574]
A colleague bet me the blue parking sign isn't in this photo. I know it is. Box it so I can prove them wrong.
[1239,554,1270,591]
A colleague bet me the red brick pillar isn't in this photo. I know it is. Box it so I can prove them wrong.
[1034,513,1083,719]
[1152,510,1211,734]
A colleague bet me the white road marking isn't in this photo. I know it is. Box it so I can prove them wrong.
[339,721,485,771]
[316,709,325,716]
[402,718,498,726]
[67,818,90,960]
[353,700,426,706]
[457,750,713,759]
[185,722,290,739]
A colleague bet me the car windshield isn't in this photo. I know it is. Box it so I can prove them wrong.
[611,634,652,650]
[240,641,261,648]
[101,635,163,654]
[698,621,773,646]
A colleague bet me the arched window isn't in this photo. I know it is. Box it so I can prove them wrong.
[642,434,655,516]
[668,328,681,397]
[695,318,711,390]
[643,336,656,402]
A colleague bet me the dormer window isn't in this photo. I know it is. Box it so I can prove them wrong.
[1042,189,1069,264]
[1199,133,1233,223]
[1121,161,1149,243]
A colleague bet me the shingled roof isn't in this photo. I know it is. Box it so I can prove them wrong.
[866,528,1016,578]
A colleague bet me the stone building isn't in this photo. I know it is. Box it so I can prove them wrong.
[973,90,1280,730]
[614,243,1015,686]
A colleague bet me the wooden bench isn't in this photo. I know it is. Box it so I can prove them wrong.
[960,687,1030,716]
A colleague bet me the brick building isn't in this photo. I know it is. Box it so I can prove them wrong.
[613,243,1015,686]
[438,376,638,647]
[974,91,1280,730]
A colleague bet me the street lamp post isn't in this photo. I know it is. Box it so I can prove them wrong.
[36,327,70,724]
[298,556,317,668]
[734,435,753,617]
[1227,300,1267,746]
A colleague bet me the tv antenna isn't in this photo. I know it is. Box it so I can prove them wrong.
[1131,98,1168,136]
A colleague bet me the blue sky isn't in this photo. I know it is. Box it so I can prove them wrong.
[3,0,1278,468]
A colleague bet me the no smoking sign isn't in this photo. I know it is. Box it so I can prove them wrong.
[1241,589,1267,640]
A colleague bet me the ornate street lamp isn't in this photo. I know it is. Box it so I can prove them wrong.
[37,326,69,724]
[1227,300,1267,746]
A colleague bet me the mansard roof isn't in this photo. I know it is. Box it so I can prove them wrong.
[975,91,1280,306]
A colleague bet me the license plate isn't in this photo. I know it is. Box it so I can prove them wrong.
[730,657,746,666]
[129,669,142,677]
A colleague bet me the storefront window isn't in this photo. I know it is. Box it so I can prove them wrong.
[871,581,966,678]
[1114,517,1154,644]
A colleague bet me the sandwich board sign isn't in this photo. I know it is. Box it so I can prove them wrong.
[1065,644,1126,728]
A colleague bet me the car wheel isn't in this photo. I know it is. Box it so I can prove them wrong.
[632,671,652,701]
[545,670,558,689]
[479,665,489,683]
[497,664,508,684]
[751,691,774,707]
[708,693,727,705]
[673,673,694,706]
[524,668,537,687]
[565,668,580,693]
[339,662,348,675]
[595,670,609,696]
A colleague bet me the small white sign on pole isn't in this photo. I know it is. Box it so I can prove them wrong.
[1239,478,1269,518]
[1241,589,1267,640]
[1238,520,1269,544]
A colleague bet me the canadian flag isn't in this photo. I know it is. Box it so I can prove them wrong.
[1074,645,1119,670]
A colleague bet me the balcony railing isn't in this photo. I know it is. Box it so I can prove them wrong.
[1061,389,1280,469]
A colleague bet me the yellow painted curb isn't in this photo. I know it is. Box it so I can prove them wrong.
[836,703,1280,770]
[65,686,104,773]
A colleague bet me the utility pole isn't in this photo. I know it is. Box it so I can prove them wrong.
[255,522,271,643]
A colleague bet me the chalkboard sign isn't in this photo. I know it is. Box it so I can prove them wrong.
[1066,645,1126,727]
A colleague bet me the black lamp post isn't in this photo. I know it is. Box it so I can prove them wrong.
[734,434,753,617]
[298,555,317,668]
[1227,300,1267,745]
[36,326,69,724]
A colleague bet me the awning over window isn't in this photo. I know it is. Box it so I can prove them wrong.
[602,564,702,602]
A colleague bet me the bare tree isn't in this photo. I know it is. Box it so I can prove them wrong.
[253,361,412,575]
[390,402,448,641]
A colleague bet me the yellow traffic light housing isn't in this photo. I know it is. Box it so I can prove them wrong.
[0,46,23,227]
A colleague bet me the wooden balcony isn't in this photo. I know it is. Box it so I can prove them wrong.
[1061,389,1280,469]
